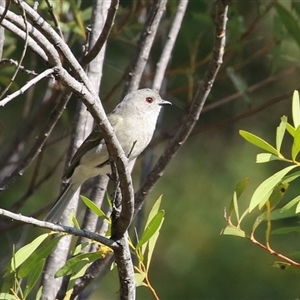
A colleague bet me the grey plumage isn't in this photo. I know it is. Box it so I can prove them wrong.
[44,88,171,223]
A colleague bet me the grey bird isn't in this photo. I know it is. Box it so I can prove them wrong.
[45,88,171,223]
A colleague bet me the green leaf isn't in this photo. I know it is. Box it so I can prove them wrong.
[292,125,300,160]
[239,130,278,155]
[270,207,300,220]
[264,182,289,210]
[134,273,147,287]
[272,226,300,235]
[71,242,90,256]
[18,235,64,278]
[221,225,246,238]
[249,165,298,212]
[286,122,296,137]
[23,259,45,299]
[81,195,110,222]
[6,233,50,274]
[55,252,100,277]
[276,116,287,153]
[275,3,300,48]
[256,153,281,163]
[0,293,16,300]
[292,90,300,128]
[281,195,300,212]
[282,170,300,183]
[136,210,165,249]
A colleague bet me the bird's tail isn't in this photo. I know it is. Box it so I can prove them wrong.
[44,183,78,223]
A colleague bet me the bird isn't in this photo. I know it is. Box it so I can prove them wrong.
[44,88,171,223]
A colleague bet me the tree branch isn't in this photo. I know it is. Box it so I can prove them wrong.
[123,0,167,95]
[134,0,230,211]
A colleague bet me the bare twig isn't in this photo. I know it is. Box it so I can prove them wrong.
[0,208,117,248]
[152,0,188,91]
[81,0,119,66]
[0,68,55,106]
[0,89,71,192]
[123,0,167,95]
[45,0,64,39]
[134,0,230,211]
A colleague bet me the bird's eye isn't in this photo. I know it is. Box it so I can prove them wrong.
[146,97,154,103]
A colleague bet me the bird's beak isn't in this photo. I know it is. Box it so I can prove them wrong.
[159,99,172,106]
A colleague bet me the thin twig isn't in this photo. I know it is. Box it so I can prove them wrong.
[134,0,230,211]
[81,0,119,66]
[45,0,64,39]
[0,68,55,106]
[152,0,189,91]
[123,0,167,95]
[0,208,117,248]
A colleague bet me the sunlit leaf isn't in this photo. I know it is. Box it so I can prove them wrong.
[260,182,289,210]
[292,125,300,160]
[18,235,64,278]
[281,195,300,212]
[136,210,165,249]
[276,116,287,153]
[292,90,300,128]
[227,178,249,219]
[282,171,300,183]
[221,225,246,238]
[0,293,16,300]
[134,272,147,287]
[239,130,278,155]
[256,153,281,163]
[55,252,100,277]
[81,195,111,222]
[286,122,296,137]
[6,233,50,274]
[71,242,90,256]
[249,166,298,212]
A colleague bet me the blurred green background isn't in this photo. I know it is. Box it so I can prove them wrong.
[1,0,300,299]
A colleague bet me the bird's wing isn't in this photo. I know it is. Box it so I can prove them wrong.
[63,115,121,180]
[63,126,105,180]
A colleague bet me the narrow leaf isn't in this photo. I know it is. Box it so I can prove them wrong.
[136,210,165,249]
[55,252,100,277]
[292,125,300,160]
[81,196,110,222]
[18,235,64,278]
[0,294,16,300]
[286,122,296,137]
[276,116,287,153]
[227,178,249,218]
[275,4,300,48]
[292,90,300,128]
[249,165,298,212]
[281,195,300,212]
[256,153,281,163]
[239,130,278,155]
[221,225,246,238]
[23,259,45,298]
[7,233,50,274]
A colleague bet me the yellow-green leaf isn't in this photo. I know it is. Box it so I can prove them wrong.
[239,130,278,155]
[276,116,287,153]
[292,90,300,128]
[221,225,246,238]
[249,165,298,212]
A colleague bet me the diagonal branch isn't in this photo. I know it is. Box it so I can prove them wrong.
[123,0,167,95]
[134,0,230,211]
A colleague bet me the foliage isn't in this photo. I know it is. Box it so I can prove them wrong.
[222,90,300,269]
[0,196,164,299]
